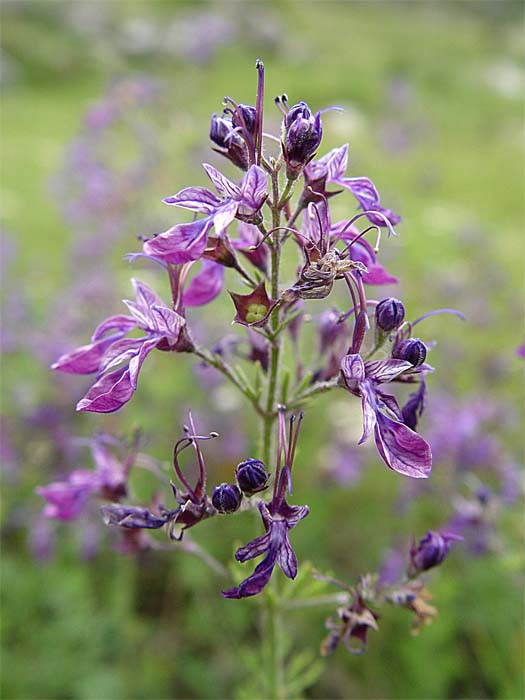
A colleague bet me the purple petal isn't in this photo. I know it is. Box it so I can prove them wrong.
[222,548,277,599]
[52,335,121,375]
[235,531,271,562]
[278,503,310,529]
[376,390,403,421]
[340,353,366,385]
[361,262,399,286]
[339,176,401,230]
[128,337,159,389]
[202,163,240,199]
[131,278,164,310]
[76,366,135,413]
[365,358,413,383]
[342,176,380,210]
[358,380,377,444]
[276,529,298,579]
[98,337,145,374]
[212,200,238,236]
[237,165,268,215]
[91,314,136,341]
[324,143,348,182]
[222,563,274,599]
[150,305,184,338]
[183,260,224,307]
[374,411,432,478]
[143,219,212,264]
[163,186,221,214]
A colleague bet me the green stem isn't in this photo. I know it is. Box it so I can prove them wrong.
[262,162,286,700]
[288,377,340,410]
[266,578,285,700]
[262,167,283,465]
[193,346,266,418]
[277,176,297,208]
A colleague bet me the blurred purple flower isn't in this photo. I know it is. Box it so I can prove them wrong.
[409,530,463,574]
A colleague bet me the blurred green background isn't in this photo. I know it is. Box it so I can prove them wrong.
[1,1,523,699]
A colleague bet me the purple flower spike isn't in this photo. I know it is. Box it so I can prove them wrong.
[53,279,192,413]
[409,530,463,574]
[223,411,309,599]
[340,353,432,478]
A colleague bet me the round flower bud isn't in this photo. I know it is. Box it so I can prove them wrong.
[409,531,462,574]
[392,338,427,367]
[236,458,270,495]
[212,483,242,514]
[375,298,405,332]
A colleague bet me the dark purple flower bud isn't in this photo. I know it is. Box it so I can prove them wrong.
[236,458,269,495]
[393,338,427,367]
[409,530,463,574]
[212,483,242,513]
[375,298,405,332]
[210,113,250,171]
[283,101,322,178]
[232,103,257,136]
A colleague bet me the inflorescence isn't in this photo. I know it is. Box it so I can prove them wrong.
[39,61,465,647]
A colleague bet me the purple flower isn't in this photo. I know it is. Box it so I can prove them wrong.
[409,530,463,574]
[305,144,400,233]
[340,353,432,478]
[222,411,309,599]
[143,164,268,263]
[52,279,192,413]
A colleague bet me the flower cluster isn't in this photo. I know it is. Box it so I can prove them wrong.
[41,61,463,611]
